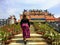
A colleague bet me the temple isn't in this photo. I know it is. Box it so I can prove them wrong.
[19,9,59,22]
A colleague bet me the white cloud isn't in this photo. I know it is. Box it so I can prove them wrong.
[5,0,45,4]
[24,0,60,9]
[55,14,60,18]
[7,8,18,15]
[4,0,60,9]
[6,8,23,19]
[43,0,60,9]
[0,0,60,19]
[23,0,45,4]
[10,0,60,9]
[7,8,23,15]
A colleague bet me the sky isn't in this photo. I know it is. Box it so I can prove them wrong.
[0,0,60,20]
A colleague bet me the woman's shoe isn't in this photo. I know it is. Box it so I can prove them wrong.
[23,39,27,44]
[23,40,26,44]
[24,41,26,44]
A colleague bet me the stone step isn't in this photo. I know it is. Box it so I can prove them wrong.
[14,34,42,38]
[9,43,23,45]
[27,42,48,45]
[14,36,42,38]
[9,42,48,45]
[0,34,42,40]
[11,38,45,42]
[14,34,42,37]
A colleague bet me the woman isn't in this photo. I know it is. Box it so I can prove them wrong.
[20,14,30,44]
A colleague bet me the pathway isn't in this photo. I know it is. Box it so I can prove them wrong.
[9,25,48,45]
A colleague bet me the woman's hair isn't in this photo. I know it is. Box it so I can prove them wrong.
[23,14,26,19]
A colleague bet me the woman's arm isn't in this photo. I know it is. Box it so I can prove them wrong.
[20,19,23,27]
[28,19,30,27]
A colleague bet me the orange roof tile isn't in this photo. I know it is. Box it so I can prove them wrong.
[45,15,55,20]
[55,18,60,21]
[30,15,45,19]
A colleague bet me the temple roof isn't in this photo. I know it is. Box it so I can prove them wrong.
[30,15,45,19]
[45,15,55,20]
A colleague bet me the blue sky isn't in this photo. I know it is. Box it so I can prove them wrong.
[0,0,60,20]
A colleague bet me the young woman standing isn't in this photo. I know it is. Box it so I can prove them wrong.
[20,14,30,44]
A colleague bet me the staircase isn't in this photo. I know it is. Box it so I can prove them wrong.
[9,25,48,45]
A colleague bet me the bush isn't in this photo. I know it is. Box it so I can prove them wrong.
[0,23,21,44]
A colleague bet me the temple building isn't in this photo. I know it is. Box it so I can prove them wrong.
[20,9,56,22]
[0,19,8,26]
[8,15,16,24]
[55,17,60,22]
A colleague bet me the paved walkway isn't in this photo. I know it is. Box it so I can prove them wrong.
[9,25,48,45]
